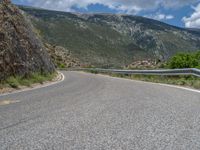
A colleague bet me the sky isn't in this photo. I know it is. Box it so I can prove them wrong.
[12,0,200,28]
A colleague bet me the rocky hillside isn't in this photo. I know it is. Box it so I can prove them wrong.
[45,43,80,68]
[0,0,55,81]
[20,6,200,68]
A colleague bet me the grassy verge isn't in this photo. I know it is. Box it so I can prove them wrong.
[114,74,200,89]
[85,70,200,89]
[0,72,57,89]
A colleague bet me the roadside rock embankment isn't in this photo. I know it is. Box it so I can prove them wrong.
[0,0,55,81]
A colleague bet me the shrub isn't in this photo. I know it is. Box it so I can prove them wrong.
[18,79,31,87]
[6,77,20,88]
[30,73,46,84]
[90,70,99,74]
[58,63,66,69]
[168,52,200,69]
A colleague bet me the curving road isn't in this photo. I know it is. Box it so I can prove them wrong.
[0,71,200,150]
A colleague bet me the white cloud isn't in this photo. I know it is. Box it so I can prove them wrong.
[166,15,174,20]
[16,0,199,13]
[162,0,199,8]
[183,3,200,28]
[146,13,174,21]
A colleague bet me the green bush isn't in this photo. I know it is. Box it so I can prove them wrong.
[30,73,45,84]
[89,70,99,74]
[168,51,200,69]
[58,63,66,69]
[18,79,31,87]
[6,77,20,88]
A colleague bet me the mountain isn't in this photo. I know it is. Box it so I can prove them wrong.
[19,6,200,68]
[0,1,55,81]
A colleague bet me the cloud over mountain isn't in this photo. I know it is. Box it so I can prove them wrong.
[183,3,200,28]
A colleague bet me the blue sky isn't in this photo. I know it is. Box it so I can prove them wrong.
[12,0,200,28]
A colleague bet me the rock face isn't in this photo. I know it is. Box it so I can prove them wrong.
[126,60,158,69]
[0,0,55,80]
[45,43,80,68]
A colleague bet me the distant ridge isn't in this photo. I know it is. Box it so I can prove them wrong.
[20,5,200,68]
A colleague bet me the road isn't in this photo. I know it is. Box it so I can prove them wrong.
[0,71,200,150]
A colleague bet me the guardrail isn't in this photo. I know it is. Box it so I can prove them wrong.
[76,68,200,77]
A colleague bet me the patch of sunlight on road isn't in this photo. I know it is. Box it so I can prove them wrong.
[0,100,20,106]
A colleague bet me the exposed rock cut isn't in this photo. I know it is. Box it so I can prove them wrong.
[0,0,55,80]
[45,43,80,68]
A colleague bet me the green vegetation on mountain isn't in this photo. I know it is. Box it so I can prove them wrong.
[20,6,200,68]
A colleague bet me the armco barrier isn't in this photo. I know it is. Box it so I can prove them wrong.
[77,68,200,77]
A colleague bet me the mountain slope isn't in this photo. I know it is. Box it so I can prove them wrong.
[0,1,55,80]
[20,6,200,68]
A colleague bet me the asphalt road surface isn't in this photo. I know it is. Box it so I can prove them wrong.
[1,71,200,150]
